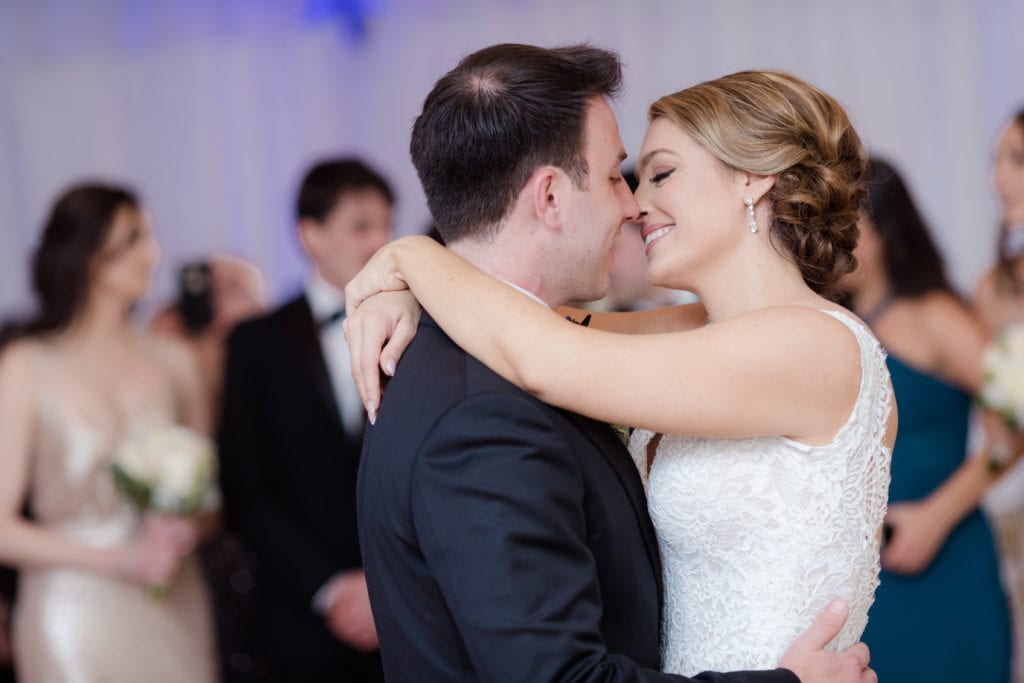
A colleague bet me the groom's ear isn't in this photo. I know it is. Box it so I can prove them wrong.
[528,166,568,231]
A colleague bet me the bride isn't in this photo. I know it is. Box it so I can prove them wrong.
[345,70,896,675]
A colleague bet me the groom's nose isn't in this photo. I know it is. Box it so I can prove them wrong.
[621,192,641,223]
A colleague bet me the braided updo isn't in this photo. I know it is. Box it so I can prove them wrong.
[649,71,866,296]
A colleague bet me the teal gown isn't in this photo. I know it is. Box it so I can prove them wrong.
[862,355,1011,681]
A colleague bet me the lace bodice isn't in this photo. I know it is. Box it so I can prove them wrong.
[628,310,892,675]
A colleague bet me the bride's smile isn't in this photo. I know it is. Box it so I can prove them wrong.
[642,223,675,251]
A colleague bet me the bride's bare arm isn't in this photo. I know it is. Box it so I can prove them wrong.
[342,295,699,417]
[0,343,180,585]
[556,303,708,335]
[346,236,863,443]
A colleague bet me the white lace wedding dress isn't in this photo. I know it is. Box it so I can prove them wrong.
[628,310,893,676]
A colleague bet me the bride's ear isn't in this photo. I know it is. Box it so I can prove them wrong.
[528,166,567,231]
[739,171,775,205]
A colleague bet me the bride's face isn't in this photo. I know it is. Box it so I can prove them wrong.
[91,204,160,305]
[634,117,747,291]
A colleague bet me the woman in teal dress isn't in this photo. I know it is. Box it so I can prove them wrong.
[847,159,1012,681]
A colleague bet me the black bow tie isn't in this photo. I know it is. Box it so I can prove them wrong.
[319,308,346,329]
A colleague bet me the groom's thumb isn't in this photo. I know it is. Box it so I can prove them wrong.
[797,599,849,652]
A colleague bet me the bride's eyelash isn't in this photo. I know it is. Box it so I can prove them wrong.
[650,169,675,186]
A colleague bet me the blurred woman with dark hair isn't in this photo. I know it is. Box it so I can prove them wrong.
[0,184,216,681]
[847,159,1012,681]
[973,109,1024,682]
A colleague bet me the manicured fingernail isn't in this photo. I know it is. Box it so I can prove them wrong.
[367,402,377,426]
[385,358,396,377]
[828,599,847,615]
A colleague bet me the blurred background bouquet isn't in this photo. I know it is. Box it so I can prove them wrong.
[979,324,1024,469]
[112,424,219,596]
[113,424,219,515]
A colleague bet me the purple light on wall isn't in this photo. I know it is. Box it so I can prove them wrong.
[303,0,382,40]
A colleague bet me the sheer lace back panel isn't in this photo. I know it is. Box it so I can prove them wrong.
[627,309,893,675]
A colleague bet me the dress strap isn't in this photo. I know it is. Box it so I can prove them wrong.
[817,308,893,445]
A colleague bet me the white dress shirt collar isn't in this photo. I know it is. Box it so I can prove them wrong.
[501,281,551,310]
[305,270,346,323]
[304,270,364,436]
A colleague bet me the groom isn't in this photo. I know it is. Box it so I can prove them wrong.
[356,44,874,683]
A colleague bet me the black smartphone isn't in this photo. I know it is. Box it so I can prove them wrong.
[178,261,214,332]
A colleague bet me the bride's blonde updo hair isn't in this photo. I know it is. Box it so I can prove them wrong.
[649,70,866,295]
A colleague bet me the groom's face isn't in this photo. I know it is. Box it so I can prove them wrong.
[554,98,639,303]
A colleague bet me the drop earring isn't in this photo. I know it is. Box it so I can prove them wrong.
[745,197,758,233]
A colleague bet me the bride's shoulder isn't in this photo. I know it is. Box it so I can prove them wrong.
[733,305,865,351]
[731,305,864,385]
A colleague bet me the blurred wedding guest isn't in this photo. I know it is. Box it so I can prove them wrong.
[218,159,391,682]
[0,183,217,682]
[847,159,1012,681]
[151,255,269,681]
[973,108,1024,681]
[607,170,691,312]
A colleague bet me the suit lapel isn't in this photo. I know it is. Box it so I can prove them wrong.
[562,410,664,608]
[288,296,344,433]
[420,311,663,605]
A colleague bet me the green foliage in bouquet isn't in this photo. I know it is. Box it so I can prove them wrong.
[111,463,152,509]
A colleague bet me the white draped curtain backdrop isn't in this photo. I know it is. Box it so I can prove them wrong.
[1,0,1022,317]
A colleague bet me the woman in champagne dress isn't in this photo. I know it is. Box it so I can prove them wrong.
[0,184,217,682]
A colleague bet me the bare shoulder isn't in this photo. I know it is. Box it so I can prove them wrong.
[730,305,864,347]
[0,339,50,406]
[908,291,989,365]
[0,338,47,379]
[722,305,863,380]
[917,291,978,330]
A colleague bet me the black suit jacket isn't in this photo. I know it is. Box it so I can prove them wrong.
[219,294,382,679]
[358,314,798,682]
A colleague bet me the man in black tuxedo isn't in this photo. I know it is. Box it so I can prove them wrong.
[219,159,391,682]
[355,45,875,683]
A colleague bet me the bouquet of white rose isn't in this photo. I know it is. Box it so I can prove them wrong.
[978,325,1024,473]
[979,325,1024,431]
[112,424,218,515]
[112,424,217,597]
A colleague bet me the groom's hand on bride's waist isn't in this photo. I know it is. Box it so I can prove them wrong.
[778,599,876,683]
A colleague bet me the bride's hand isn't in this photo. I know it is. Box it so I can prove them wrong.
[343,290,421,421]
[345,236,434,314]
[881,500,951,575]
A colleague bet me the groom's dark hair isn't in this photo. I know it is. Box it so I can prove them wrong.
[410,43,622,244]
